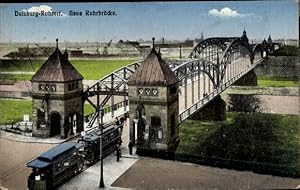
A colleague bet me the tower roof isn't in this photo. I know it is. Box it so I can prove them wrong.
[128,48,178,86]
[31,48,83,82]
[268,35,272,43]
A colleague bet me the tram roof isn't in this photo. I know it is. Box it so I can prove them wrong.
[27,159,50,169]
[27,142,83,168]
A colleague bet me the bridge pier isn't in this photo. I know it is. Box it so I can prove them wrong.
[233,69,257,86]
[190,95,226,121]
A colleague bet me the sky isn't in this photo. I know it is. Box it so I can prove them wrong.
[0,1,298,43]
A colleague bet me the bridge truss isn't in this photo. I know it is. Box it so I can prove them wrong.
[83,36,265,127]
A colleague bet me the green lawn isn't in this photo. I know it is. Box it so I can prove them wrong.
[0,99,32,124]
[177,112,300,175]
[71,60,135,79]
[84,103,96,116]
[0,99,98,124]
[0,59,136,80]
[257,76,299,87]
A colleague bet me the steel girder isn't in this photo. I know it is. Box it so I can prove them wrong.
[172,59,218,88]
[188,37,237,59]
[83,61,143,128]
[84,61,142,99]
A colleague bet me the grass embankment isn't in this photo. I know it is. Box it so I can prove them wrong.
[0,59,135,80]
[0,74,33,81]
[177,112,300,176]
[0,99,95,124]
[257,76,298,87]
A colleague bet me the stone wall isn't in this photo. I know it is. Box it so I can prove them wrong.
[233,70,257,86]
[190,95,226,121]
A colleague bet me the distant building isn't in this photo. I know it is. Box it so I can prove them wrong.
[69,50,83,57]
[241,29,249,44]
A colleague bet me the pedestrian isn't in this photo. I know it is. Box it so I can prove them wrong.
[116,146,121,162]
[64,124,69,139]
[128,140,133,155]
[116,117,120,125]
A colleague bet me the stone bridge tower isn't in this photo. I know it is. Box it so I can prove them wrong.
[128,40,180,157]
[31,39,84,138]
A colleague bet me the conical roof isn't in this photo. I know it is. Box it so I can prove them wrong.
[31,48,83,82]
[128,48,178,86]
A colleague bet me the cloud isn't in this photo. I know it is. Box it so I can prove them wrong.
[208,7,254,18]
[21,5,67,17]
[22,5,52,13]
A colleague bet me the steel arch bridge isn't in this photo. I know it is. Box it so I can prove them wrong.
[83,36,268,128]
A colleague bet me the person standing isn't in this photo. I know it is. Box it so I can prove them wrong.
[128,140,133,155]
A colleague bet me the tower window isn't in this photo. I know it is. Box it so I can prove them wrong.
[145,88,151,95]
[39,84,44,91]
[51,85,56,92]
[45,84,50,91]
[152,88,158,96]
[68,82,78,91]
[137,88,144,95]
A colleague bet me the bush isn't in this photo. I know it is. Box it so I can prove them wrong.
[228,94,262,112]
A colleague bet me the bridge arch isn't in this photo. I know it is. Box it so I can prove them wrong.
[219,38,254,84]
[253,44,263,59]
[188,37,236,59]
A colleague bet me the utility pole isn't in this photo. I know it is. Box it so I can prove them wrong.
[179,45,182,59]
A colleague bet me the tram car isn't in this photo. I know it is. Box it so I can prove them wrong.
[26,142,84,190]
[26,123,123,190]
[77,123,122,164]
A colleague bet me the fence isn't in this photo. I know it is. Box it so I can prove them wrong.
[0,121,32,136]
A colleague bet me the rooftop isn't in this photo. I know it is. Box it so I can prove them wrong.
[127,48,178,86]
[31,41,83,82]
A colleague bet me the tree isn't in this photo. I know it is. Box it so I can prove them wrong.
[228,94,262,113]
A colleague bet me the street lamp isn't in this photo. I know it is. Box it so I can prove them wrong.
[96,83,105,188]
[98,106,104,188]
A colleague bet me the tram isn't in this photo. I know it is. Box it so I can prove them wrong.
[27,123,123,190]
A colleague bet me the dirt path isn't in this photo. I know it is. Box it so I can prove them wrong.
[0,137,55,190]
[222,94,299,115]
[112,157,300,190]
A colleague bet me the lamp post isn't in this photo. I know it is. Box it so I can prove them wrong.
[97,83,104,188]
[99,106,104,188]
